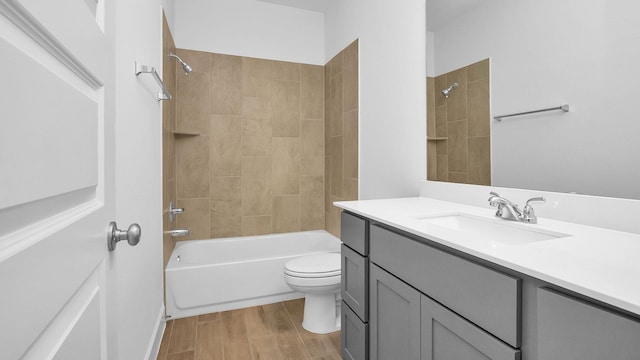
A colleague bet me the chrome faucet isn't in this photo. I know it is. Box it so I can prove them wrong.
[488,192,545,224]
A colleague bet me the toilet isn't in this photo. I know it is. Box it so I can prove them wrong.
[283,252,342,334]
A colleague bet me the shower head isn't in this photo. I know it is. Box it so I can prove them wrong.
[441,82,459,98]
[169,53,193,75]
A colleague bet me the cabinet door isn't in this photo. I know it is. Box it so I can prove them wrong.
[537,287,640,360]
[421,295,520,360]
[342,301,369,360]
[342,244,369,321]
[370,264,421,360]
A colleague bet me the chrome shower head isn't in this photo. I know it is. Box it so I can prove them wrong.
[441,82,459,98]
[169,53,193,75]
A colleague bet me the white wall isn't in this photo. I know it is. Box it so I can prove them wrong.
[160,0,176,34]
[114,0,165,358]
[431,0,640,199]
[325,0,427,199]
[174,0,325,65]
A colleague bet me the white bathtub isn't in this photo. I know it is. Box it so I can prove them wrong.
[165,230,341,319]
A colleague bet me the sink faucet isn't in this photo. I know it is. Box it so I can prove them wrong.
[488,192,545,224]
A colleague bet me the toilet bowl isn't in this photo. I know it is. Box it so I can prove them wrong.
[284,252,341,334]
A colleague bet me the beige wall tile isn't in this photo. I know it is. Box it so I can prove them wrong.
[210,115,241,176]
[176,135,209,198]
[343,178,358,201]
[446,69,467,122]
[467,78,490,138]
[301,120,324,176]
[177,71,210,134]
[437,154,449,181]
[301,65,324,120]
[327,51,343,78]
[241,96,272,155]
[330,136,343,197]
[242,216,272,236]
[468,136,491,186]
[210,53,242,115]
[242,75,272,99]
[329,73,343,137]
[435,105,447,138]
[241,156,272,216]
[271,80,300,137]
[210,176,241,200]
[272,137,301,195]
[427,77,436,137]
[176,198,210,240]
[211,199,241,238]
[343,40,358,74]
[273,195,301,233]
[343,109,358,179]
[272,60,300,82]
[467,58,490,82]
[448,172,468,184]
[447,120,468,173]
[427,141,438,181]
[300,176,324,230]
[243,57,274,79]
[327,196,342,237]
[343,68,358,112]
[435,75,448,108]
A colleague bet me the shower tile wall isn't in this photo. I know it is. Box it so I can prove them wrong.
[325,40,359,237]
[162,12,177,268]
[427,58,491,185]
[174,49,326,240]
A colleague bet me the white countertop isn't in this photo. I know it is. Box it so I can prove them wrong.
[334,197,640,316]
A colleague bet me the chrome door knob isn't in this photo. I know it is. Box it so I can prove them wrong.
[107,221,141,251]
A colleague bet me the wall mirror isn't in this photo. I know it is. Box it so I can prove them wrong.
[426,0,640,200]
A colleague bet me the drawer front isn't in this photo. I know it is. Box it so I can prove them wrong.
[421,295,520,360]
[341,211,369,255]
[342,244,369,321]
[370,224,521,348]
[342,301,369,360]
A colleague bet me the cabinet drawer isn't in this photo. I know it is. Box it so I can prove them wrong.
[342,244,369,321]
[342,301,369,360]
[370,224,521,348]
[341,212,369,255]
[422,295,520,360]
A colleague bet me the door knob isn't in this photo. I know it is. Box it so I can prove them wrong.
[107,221,141,251]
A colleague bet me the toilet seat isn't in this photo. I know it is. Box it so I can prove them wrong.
[284,253,341,278]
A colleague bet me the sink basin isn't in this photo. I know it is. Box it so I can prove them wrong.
[414,212,569,246]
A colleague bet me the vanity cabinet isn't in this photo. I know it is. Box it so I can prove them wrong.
[341,212,370,360]
[537,287,640,360]
[339,210,640,360]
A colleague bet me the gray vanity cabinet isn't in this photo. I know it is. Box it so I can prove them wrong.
[370,263,421,360]
[341,212,370,360]
[537,287,640,360]
[421,295,520,360]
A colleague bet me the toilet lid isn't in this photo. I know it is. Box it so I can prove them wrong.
[284,253,341,278]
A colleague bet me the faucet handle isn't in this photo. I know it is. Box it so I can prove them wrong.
[522,197,546,223]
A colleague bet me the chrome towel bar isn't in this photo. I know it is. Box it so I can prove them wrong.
[135,61,171,101]
[494,104,569,121]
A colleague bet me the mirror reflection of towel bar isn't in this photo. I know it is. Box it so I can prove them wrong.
[494,104,569,121]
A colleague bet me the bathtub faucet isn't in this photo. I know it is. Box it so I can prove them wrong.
[167,229,189,237]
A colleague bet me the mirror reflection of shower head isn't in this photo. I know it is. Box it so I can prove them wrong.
[441,82,459,98]
[169,53,193,75]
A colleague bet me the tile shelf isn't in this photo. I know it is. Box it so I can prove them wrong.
[427,137,448,141]
[172,130,200,137]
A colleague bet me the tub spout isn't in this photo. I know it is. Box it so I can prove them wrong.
[167,229,189,237]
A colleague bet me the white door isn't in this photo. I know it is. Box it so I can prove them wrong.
[0,0,118,358]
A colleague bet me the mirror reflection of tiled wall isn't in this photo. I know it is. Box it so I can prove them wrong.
[427,58,491,186]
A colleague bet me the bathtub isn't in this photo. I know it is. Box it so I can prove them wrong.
[165,230,341,319]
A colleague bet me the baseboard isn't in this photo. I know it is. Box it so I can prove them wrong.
[145,303,166,360]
